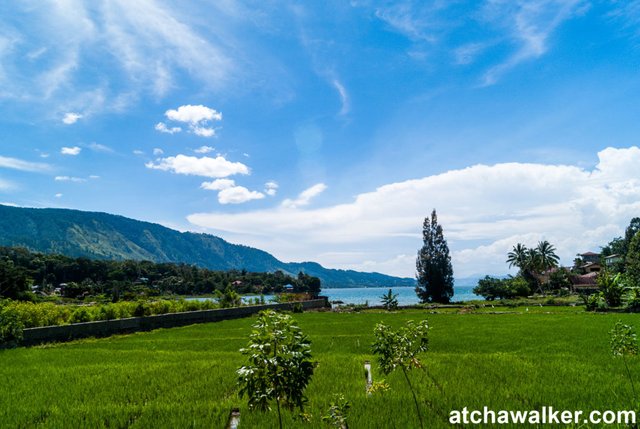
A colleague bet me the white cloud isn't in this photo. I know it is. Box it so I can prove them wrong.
[265,181,278,196]
[0,156,51,172]
[161,105,222,137]
[55,193,63,198]
[62,112,82,124]
[155,122,182,134]
[87,142,113,153]
[192,126,216,137]
[194,146,215,154]
[187,146,640,278]
[201,178,236,191]
[166,104,222,124]
[201,178,264,204]
[281,183,327,208]
[133,150,144,155]
[153,148,164,156]
[218,186,265,204]
[61,146,81,156]
[145,154,249,178]
[54,176,87,183]
[89,175,100,179]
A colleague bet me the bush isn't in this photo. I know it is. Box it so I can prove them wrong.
[0,303,24,345]
[473,276,530,300]
[70,307,92,324]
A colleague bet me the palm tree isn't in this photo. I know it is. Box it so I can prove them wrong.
[536,240,560,272]
[506,243,528,269]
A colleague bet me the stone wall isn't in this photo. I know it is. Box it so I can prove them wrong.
[21,298,328,346]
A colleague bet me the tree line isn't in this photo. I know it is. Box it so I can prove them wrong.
[0,246,321,301]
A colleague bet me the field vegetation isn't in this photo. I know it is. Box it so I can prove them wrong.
[2,308,639,428]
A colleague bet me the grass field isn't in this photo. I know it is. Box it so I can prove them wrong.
[2,308,640,428]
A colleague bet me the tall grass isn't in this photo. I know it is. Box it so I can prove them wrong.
[1,310,638,427]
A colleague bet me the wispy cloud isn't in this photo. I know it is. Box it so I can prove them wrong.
[0,1,236,117]
[0,156,52,172]
[87,142,113,153]
[332,79,350,116]
[54,176,87,183]
[480,0,587,86]
[281,183,327,208]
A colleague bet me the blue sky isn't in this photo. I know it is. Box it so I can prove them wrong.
[2,0,640,278]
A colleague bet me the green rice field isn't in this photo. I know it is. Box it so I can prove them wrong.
[2,308,640,428]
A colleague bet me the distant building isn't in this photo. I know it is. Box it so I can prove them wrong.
[577,251,602,274]
[605,254,623,266]
[283,284,294,292]
[580,251,601,264]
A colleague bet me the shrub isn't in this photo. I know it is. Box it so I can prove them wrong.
[70,307,92,324]
[237,310,315,429]
[0,303,24,345]
[372,319,429,429]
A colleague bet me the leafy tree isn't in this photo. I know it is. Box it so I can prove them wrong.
[506,243,528,270]
[610,321,639,406]
[626,231,640,287]
[473,276,531,300]
[415,210,454,303]
[598,271,624,308]
[372,319,429,429]
[237,310,315,429]
[0,258,28,299]
[380,288,399,310]
[536,240,560,272]
[505,241,559,294]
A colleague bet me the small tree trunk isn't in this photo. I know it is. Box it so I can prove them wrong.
[402,367,424,429]
[624,356,638,407]
[276,399,283,429]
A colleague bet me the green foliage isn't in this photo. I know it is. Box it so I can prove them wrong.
[626,231,640,287]
[598,272,624,308]
[416,209,454,303]
[0,245,317,301]
[237,310,315,428]
[506,241,560,293]
[366,380,390,395]
[610,321,639,357]
[380,288,398,310]
[610,321,639,407]
[547,269,571,291]
[321,394,350,428]
[0,302,24,345]
[0,257,29,299]
[0,298,220,330]
[372,319,429,428]
[216,285,241,308]
[473,276,531,300]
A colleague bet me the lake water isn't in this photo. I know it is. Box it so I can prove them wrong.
[322,285,481,306]
[191,284,482,306]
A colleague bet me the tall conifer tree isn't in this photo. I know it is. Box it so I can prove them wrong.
[416,209,454,303]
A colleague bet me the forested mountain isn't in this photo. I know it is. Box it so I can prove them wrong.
[0,205,414,288]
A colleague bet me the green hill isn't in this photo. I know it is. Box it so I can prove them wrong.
[0,205,415,288]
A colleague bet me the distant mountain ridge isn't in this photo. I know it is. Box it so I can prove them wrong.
[0,205,415,288]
